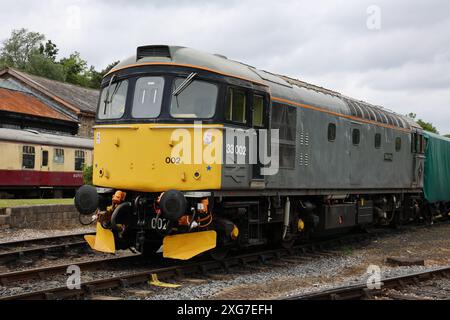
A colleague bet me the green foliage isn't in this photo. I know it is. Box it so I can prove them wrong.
[407,113,439,134]
[0,28,45,69]
[25,53,66,81]
[39,40,59,61]
[83,164,93,185]
[88,61,120,89]
[60,52,89,87]
[445,134,450,138]
[1,28,116,89]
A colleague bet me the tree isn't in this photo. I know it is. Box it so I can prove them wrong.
[88,61,120,89]
[1,28,117,89]
[25,54,66,81]
[445,134,450,138]
[60,52,89,87]
[0,28,45,69]
[407,113,439,134]
[39,40,58,61]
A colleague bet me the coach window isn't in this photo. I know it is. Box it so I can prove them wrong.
[226,88,247,123]
[22,146,35,169]
[328,123,336,141]
[54,148,65,164]
[75,150,85,171]
[252,95,264,127]
[132,77,164,118]
[375,133,381,149]
[98,80,129,120]
[395,137,402,152]
[352,129,360,145]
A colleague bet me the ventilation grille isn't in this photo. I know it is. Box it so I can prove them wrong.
[344,98,407,129]
[137,45,171,60]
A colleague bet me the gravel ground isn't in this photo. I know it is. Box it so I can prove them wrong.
[0,255,144,297]
[118,222,450,300]
[379,278,450,300]
[0,226,95,243]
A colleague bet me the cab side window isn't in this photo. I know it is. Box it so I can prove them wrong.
[226,88,246,123]
[252,95,264,127]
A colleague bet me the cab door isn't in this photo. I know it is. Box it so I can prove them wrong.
[411,131,425,188]
[250,93,268,183]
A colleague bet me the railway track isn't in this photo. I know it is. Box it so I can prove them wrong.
[0,232,372,300]
[1,220,447,300]
[283,266,450,300]
[0,232,93,265]
[0,254,141,286]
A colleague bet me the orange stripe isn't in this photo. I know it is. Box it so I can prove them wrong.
[106,62,268,87]
[272,97,411,133]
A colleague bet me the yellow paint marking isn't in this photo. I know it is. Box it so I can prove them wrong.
[148,274,181,288]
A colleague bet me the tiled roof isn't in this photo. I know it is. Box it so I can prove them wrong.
[1,68,99,115]
[0,87,74,122]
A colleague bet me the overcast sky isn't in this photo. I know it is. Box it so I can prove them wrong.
[1,0,449,134]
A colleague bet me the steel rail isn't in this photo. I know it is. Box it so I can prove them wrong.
[283,266,450,300]
[0,254,141,285]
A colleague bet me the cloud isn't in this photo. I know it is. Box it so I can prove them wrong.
[1,0,449,133]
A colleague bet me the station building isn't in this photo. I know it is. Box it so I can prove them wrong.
[0,68,99,137]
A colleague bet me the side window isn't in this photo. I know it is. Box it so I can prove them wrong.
[54,148,65,164]
[395,137,402,152]
[42,150,49,166]
[226,88,246,123]
[328,123,336,141]
[75,150,85,171]
[352,129,360,145]
[374,133,381,149]
[22,146,35,169]
[252,95,264,127]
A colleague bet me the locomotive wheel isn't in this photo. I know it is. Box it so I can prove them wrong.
[281,238,296,249]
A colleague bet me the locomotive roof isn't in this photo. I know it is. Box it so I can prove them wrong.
[0,128,93,149]
[110,45,420,131]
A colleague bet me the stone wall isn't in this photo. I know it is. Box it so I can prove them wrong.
[78,114,95,138]
[0,205,82,229]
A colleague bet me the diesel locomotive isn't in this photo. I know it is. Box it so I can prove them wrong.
[75,45,450,259]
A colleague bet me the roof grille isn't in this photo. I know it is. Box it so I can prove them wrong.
[137,45,171,60]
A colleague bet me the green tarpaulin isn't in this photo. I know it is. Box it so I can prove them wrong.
[423,132,450,203]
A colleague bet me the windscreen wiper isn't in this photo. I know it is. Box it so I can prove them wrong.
[172,72,197,97]
[103,74,117,115]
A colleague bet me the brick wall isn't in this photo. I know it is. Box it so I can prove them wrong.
[0,205,82,229]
